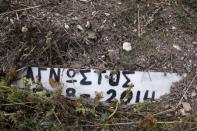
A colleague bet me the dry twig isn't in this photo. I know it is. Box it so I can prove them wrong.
[0,5,43,16]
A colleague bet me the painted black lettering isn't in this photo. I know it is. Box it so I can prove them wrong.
[106,89,116,102]
[49,68,60,81]
[80,69,92,85]
[38,67,47,81]
[152,91,155,101]
[98,70,106,85]
[67,69,76,78]
[143,90,155,101]
[109,71,120,86]
[135,91,140,103]
[66,80,77,83]
[122,71,134,88]
[120,90,133,104]
[66,88,76,97]
[26,67,34,82]
[32,88,43,93]
[80,94,91,98]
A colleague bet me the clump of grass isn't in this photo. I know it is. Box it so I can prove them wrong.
[138,113,157,131]
[0,79,115,130]
[0,80,72,130]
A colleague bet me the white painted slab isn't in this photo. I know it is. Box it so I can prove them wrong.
[16,67,186,104]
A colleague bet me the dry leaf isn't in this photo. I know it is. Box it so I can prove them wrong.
[94,91,103,102]
[49,78,62,88]
[5,67,16,83]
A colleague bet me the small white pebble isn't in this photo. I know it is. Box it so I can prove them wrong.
[64,23,69,29]
[101,55,105,58]
[117,2,122,5]
[104,13,110,16]
[123,42,132,52]
[80,0,89,2]
[92,11,97,16]
[180,108,186,116]
[191,91,196,97]
[72,16,79,20]
[21,26,28,33]
[173,44,181,51]
[85,21,91,28]
[10,19,14,24]
[133,29,137,32]
[182,102,192,112]
[172,26,176,30]
[77,25,83,31]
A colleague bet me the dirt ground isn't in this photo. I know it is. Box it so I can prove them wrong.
[0,0,197,130]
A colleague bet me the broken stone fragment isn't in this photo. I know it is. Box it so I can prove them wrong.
[64,23,69,29]
[173,44,181,51]
[123,42,132,51]
[104,13,110,16]
[192,41,197,44]
[76,25,84,31]
[182,102,192,112]
[179,108,186,116]
[10,18,14,24]
[171,26,176,30]
[21,26,28,33]
[191,91,196,97]
[85,21,91,29]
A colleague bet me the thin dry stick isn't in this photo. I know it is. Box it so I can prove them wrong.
[154,73,197,116]
[53,42,66,65]
[53,110,65,130]
[141,7,162,35]
[98,58,108,65]
[177,74,197,107]
[67,121,140,128]
[154,107,176,116]
[67,120,196,128]
[16,66,28,72]
[0,5,42,16]
[139,1,165,36]
[46,31,53,65]
[63,29,86,53]
[137,4,141,37]
[50,45,52,65]
[1,102,34,106]
[108,102,119,119]
[170,52,173,73]
[1,102,35,109]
